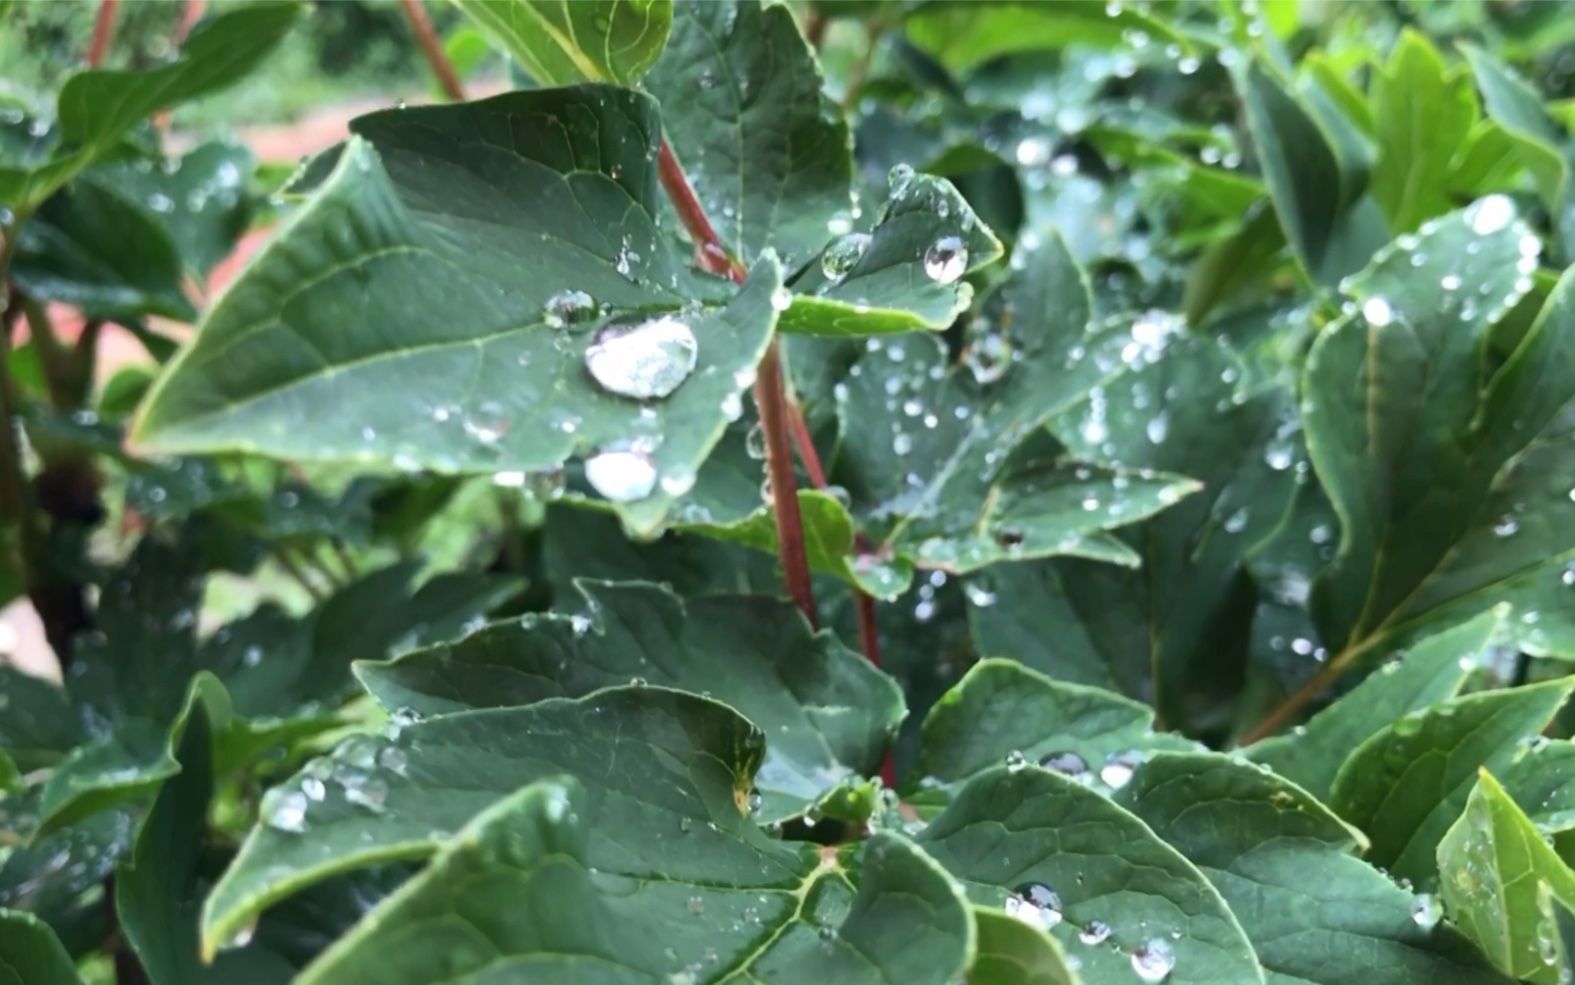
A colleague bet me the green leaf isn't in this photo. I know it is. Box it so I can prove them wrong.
[93,141,257,279]
[132,88,782,536]
[1247,611,1501,800]
[202,687,767,953]
[0,803,135,922]
[1329,678,1574,888]
[1370,30,1478,233]
[780,167,1004,336]
[1438,769,1575,984]
[10,176,194,322]
[353,580,902,821]
[904,1,1190,74]
[295,776,973,985]
[1305,204,1573,663]
[916,766,1265,985]
[1461,44,1570,209]
[115,687,295,984]
[1119,752,1515,985]
[1183,201,1287,326]
[0,910,83,985]
[450,0,671,85]
[1540,881,1575,982]
[966,907,1084,985]
[0,3,301,212]
[0,668,83,772]
[645,0,852,269]
[912,659,1195,796]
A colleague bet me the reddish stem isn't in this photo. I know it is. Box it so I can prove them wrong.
[784,400,829,489]
[400,0,467,102]
[657,140,819,630]
[174,0,206,44]
[87,0,120,68]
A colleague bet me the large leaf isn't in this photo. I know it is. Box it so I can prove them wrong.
[1328,678,1574,888]
[0,910,82,985]
[916,766,1265,985]
[1370,30,1477,233]
[911,659,1195,796]
[0,3,301,212]
[132,88,783,536]
[1305,203,1570,668]
[295,777,972,985]
[353,579,902,821]
[204,687,776,953]
[645,0,852,269]
[450,0,671,85]
[1438,770,1575,984]
[1119,752,1514,985]
[1246,611,1500,801]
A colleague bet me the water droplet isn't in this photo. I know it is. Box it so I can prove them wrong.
[1494,517,1519,537]
[301,776,326,802]
[923,236,967,284]
[585,315,698,400]
[261,787,308,833]
[746,789,763,814]
[822,233,871,282]
[1146,413,1169,444]
[1223,507,1249,534]
[964,326,1013,385]
[1100,750,1143,788]
[1004,882,1063,932]
[1005,750,1029,773]
[1465,194,1515,236]
[378,746,409,776]
[1362,297,1394,327]
[1131,939,1175,981]
[1411,893,1441,929]
[463,402,508,445]
[543,289,598,328]
[584,447,658,502]
[1038,751,1089,778]
[1079,920,1112,945]
[343,775,389,812]
[1441,274,1461,291]
[770,287,793,312]
[964,579,997,607]
[1015,136,1053,167]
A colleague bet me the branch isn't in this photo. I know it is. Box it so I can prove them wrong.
[87,0,120,68]
[1238,632,1382,745]
[399,0,466,102]
[656,140,819,629]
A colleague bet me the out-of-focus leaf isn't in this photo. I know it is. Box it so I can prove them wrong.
[0,909,83,985]
[450,0,671,85]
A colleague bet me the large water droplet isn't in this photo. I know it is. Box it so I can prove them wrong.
[585,314,698,400]
[1039,750,1090,779]
[1004,882,1063,932]
[542,289,598,329]
[585,447,659,502]
[1131,939,1175,981]
[1100,750,1143,788]
[1411,893,1441,929]
[261,787,308,833]
[923,236,967,284]
[1465,194,1515,235]
[1362,297,1394,327]
[822,233,871,282]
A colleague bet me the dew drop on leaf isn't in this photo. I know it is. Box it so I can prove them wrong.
[1361,297,1394,327]
[1131,939,1175,981]
[542,289,597,329]
[1100,750,1143,788]
[821,232,871,282]
[1038,750,1090,779]
[260,787,308,834]
[923,236,967,284]
[745,422,767,460]
[1441,274,1461,291]
[1411,893,1441,929]
[584,315,699,401]
[584,447,659,502]
[1005,750,1029,772]
[1465,194,1515,235]
[1004,882,1063,932]
[1079,920,1112,945]
[301,776,326,802]
[462,401,508,445]
[769,287,792,312]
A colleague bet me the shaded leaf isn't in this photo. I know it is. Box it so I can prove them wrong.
[1462,44,1569,209]
[1370,30,1477,233]
[0,910,82,985]
[0,668,82,772]
[94,141,257,279]
[451,0,671,85]
[1329,678,1573,888]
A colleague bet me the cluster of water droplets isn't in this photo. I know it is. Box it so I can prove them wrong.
[261,734,410,834]
[1002,879,1176,981]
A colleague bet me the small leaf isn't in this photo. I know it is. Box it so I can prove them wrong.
[353,580,902,821]
[1438,770,1575,984]
[917,766,1265,985]
[0,803,135,921]
[1461,44,1570,209]
[1120,752,1514,985]
[903,1,1190,74]
[451,0,671,85]
[1329,678,1574,888]
[0,910,83,985]
[967,906,1084,985]
[1247,611,1499,800]
[0,667,82,772]
[93,141,257,279]
[1370,30,1478,233]
[295,777,972,985]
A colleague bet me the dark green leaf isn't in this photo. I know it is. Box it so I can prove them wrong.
[917,766,1264,985]
[354,580,902,821]
[1462,44,1570,208]
[1119,752,1515,985]
[1329,678,1573,888]
[0,668,82,772]
[1370,30,1478,233]
[966,907,1084,985]
[1438,769,1575,984]
[132,88,782,536]
[450,0,671,85]
[0,800,134,919]
[94,141,257,279]
[0,910,82,985]
[1247,611,1500,800]
[295,777,972,985]
[646,0,852,269]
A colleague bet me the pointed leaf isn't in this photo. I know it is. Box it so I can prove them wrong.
[1438,770,1575,984]
[1371,30,1478,232]
[295,777,972,985]
[0,910,83,985]
[645,0,852,269]
[133,88,782,535]
[94,141,257,279]
[450,0,671,85]
[1462,45,1570,208]
[1247,611,1500,800]
[967,907,1084,985]
[917,766,1265,985]
[1119,752,1514,985]
[0,668,82,772]
[1329,678,1574,888]
[353,580,902,821]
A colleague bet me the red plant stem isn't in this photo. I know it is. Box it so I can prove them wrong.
[657,140,819,630]
[87,0,120,67]
[174,0,206,45]
[783,400,829,489]
[400,0,467,102]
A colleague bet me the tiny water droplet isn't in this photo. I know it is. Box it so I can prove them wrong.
[585,447,659,502]
[770,286,793,311]
[1131,939,1175,981]
[1100,750,1143,789]
[1004,882,1063,932]
[1411,893,1441,929]
[261,787,308,833]
[585,315,698,400]
[1039,750,1089,778]
[923,236,967,284]
[745,422,767,460]
[1005,750,1029,772]
[1079,920,1112,945]
[543,289,598,328]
